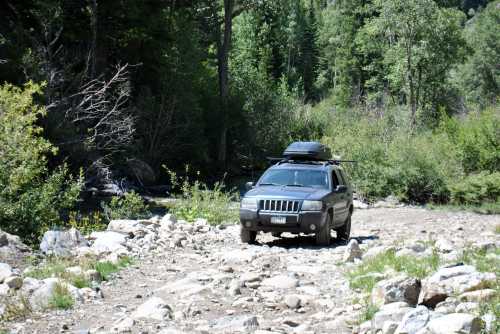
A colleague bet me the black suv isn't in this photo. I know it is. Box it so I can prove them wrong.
[239,142,353,246]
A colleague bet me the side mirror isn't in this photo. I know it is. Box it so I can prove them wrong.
[335,185,347,193]
[245,181,255,191]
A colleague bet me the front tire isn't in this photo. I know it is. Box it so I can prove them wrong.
[336,215,351,241]
[240,227,257,244]
[315,212,332,246]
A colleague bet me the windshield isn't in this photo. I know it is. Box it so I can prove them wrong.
[258,169,329,189]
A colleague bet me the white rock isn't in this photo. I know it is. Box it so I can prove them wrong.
[107,220,145,234]
[132,297,172,321]
[458,289,496,303]
[29,278,82,310]
[90,231,128,254]
[284,295,301,309]
[261,275,298,289]
[425,313,482,334]
[372,302,413,332]
[435,239,454,253]
[419,265,496,307]
[209,314,259,331]
[344,239,362,262]
[112,316,135,333]
[40,228,88,256]
[0,263,12,283]
[395,306,430,334]
[382,321,399,334]
[0,284,9,296]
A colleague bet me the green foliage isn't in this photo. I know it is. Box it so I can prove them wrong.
[359,301,379,323]
[48,283,74,310]
[0,82,82,242]
[459,1,500,107]
[68,211,107,235]
[93,257,134,281]
[101,191,151,221]
[449,172,500,205]
[164,166,239,225]
[347,248,440,292]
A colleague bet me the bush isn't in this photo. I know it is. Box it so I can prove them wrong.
[449,171,500,205]
[165,166,239,225]
[0,82,82,243]
[48,283,74,309]
[68,211,107,235]
[101,191,151,221]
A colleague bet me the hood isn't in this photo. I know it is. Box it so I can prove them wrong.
[244,185,329,201]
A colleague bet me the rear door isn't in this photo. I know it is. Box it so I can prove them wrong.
[333,169,349,224]
[330,170,345,225]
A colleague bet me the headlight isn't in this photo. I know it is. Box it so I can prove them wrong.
[240,197,258,210]
[301,200,322,211]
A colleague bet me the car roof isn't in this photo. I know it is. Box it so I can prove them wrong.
[269,162,341,171]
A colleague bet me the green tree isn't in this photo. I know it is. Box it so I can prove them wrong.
[0,82,81,241]
[367,0,467,124]
[459,0,500,107]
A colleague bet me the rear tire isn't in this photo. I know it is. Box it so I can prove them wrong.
[336,215,351,241]
[315,212,332,246]
[240,227,257,244]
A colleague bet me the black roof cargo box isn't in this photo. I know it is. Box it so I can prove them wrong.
[283,141,331,161]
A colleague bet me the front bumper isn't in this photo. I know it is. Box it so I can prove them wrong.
[239,209,327,233]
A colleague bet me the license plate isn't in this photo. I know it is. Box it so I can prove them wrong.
[270,216,287,224]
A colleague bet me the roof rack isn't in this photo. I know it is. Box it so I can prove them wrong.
[266,157,357,166]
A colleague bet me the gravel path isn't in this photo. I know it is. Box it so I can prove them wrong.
[10,207,500,334]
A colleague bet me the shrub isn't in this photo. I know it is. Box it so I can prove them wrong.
[68,211,107,235]
[0,82,82,242]
[164,166,239,225]
[101,191,150,221]
[93,256,133,281]
[449,171,500,206]
[48,283,74,309]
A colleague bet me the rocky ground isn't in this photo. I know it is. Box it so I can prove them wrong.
[1,206,499,334]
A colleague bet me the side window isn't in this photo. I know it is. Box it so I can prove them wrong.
[335,170,345,185]
[340,170,350,186]
[331,170,339,188]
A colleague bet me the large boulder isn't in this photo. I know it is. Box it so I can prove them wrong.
[424,313,482,334]
[0,263,12,283]
[419,265,496,307]
[132,297,173,321]
[29,278,82,310]
[372,302,413,332]
[0,229,30,251]
[40,228,88,256]
[371,275,421,307]
[394,306,430,334]
[107,219,147,235]
[89,231,128,255]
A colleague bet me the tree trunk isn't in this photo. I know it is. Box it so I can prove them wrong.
[89,0,98,79]
[217,0,234,167]
[407,46,416,127]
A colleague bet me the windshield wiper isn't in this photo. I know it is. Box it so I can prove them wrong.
[259,183,281,186]
[285,184,304,187]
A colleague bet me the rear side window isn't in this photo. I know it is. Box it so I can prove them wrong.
[339,170,350,186]
[331,171,340,187]
[335,170,345,185]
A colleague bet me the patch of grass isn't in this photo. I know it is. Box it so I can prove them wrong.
[93,256,134,281]
[359,301,379,323]
[48,283,74,309]
[24,255,133,286]
[428,203,500,215]
[346,249,441,292]
[163,166,239,225]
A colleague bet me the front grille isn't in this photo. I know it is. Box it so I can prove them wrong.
[259,199,300,213]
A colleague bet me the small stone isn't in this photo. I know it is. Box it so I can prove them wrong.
[371,275,421,307]
[261,275,298,290]
[284,295,301,309]
[343,239,362,262]
[394,306,430,334]
[132,297,172,321]
[4,276,23,289]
